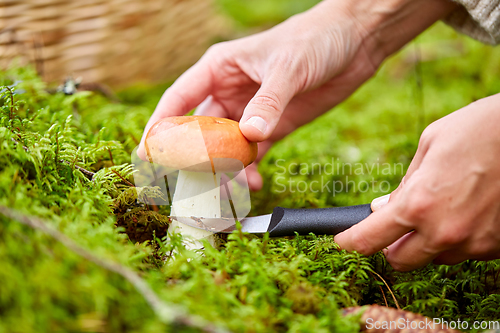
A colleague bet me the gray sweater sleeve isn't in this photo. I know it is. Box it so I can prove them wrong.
[443,0,500,44]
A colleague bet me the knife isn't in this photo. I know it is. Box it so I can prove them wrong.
[170,203,372,237]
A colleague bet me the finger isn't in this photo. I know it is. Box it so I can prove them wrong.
[194,96,229,118]
[239,71,298,142]
[137,61,214,159]
[334,203,414,256]
[196,94,261,190]
[384,232,438,271]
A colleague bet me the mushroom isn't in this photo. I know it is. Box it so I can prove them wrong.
[145,116,257,248]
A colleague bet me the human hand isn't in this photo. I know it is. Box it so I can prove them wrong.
[138,0,456,191]
[138,0,373,190]
[334,94,500,271]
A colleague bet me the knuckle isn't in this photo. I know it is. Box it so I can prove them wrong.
[269,53,305,82]
[168,89,189,112]
[430,227,468,250]
[419,122,437,148]
[274,53,297,70]
[402,191,435,221]
[270,50,295,66]
[349,231,376,256]
[204,42,230,60]
[251,93,282,114]
[206,42,224,55]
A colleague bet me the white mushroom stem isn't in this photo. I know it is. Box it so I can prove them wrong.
[170,170,221,249]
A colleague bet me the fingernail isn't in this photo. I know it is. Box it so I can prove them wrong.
[382,248,388,257]
[371,194,390,211]
[245,116,267,135]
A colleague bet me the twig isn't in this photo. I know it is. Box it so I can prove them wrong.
[130,133,140,145]
[61,160,95,180]
[0,206,230,333]
[107,147,115,165]
[371,271,400,310]
[370,272,388,307]
[111,169,134,187]
[164,175,172,205]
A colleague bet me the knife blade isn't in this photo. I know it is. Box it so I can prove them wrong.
[170,203,372,237]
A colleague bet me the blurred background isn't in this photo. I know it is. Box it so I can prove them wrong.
[0,0,319,87]
[0,0,230,86]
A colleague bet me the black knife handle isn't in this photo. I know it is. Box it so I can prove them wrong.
[267,204,372,237]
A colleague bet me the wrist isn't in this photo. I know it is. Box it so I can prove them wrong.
[339,0,458,65]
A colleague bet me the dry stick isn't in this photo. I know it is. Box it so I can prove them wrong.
[111,169,134,187]
[371,271,400,310]
[107,147,115,165]
[0,206,230,333]
[60,160,95,180]
[370,272,388,307]
[130,133,140,145]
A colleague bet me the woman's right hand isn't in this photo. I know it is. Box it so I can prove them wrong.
[138,0,456,191]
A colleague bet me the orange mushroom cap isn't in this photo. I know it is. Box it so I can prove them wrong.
[145,116,258,172]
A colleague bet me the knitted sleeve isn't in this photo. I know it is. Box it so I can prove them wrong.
[443,0,500,44]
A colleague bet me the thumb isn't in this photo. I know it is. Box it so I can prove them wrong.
[239,71,297,142]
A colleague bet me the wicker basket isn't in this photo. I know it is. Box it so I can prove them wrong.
[0,0,228,87]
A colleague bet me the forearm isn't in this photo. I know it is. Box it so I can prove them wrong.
[361,0,457,61]
[303,0,458,66]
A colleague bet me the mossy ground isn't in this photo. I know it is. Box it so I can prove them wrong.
[1,14,500,333]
